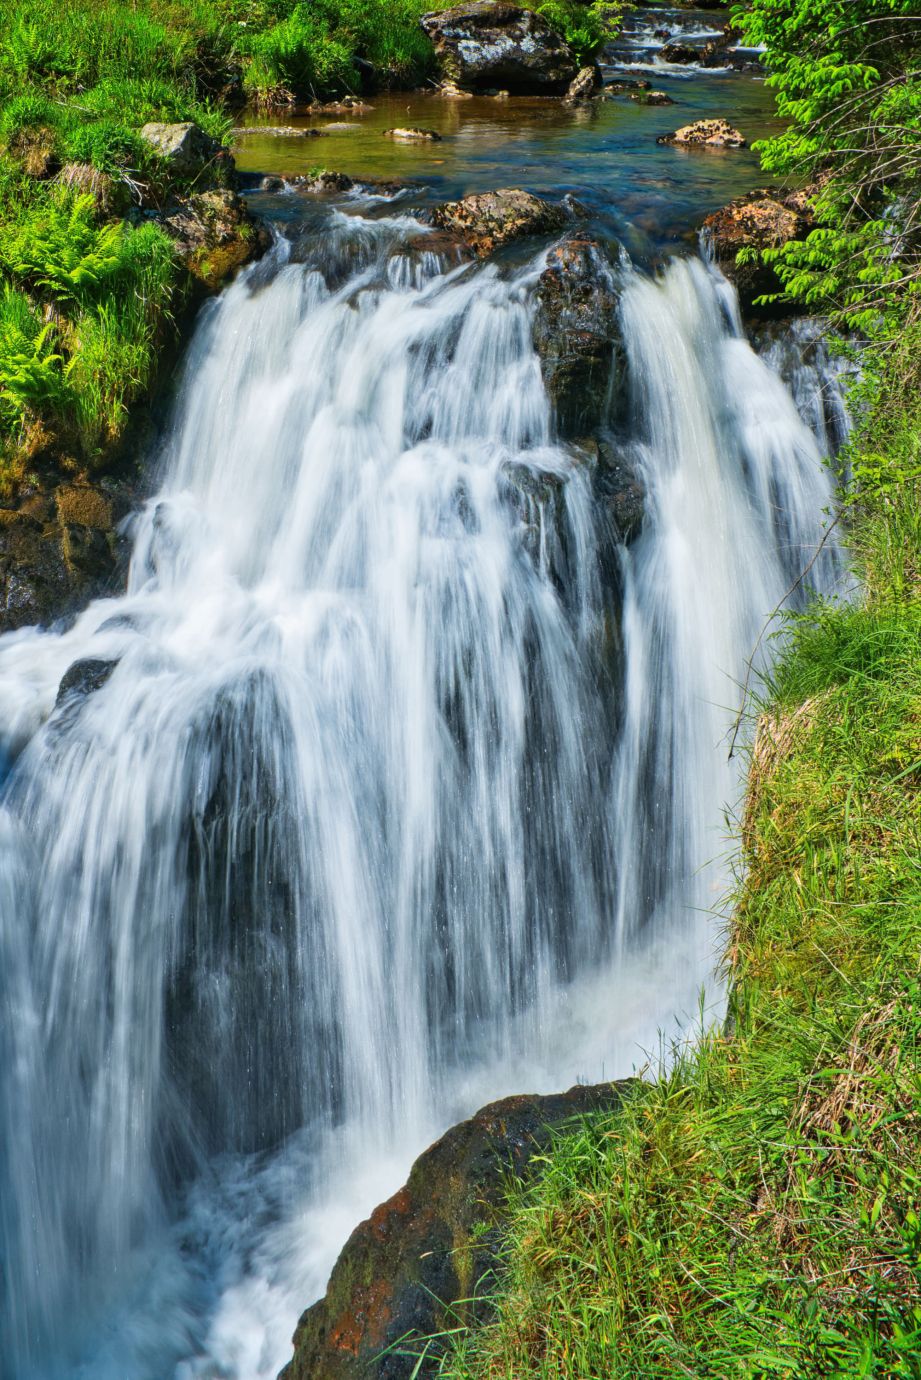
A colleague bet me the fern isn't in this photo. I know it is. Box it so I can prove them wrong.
[10,193,125,305]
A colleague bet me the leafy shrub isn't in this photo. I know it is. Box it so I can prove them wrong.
[535,0,623,63]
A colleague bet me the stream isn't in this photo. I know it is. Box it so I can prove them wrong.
[0,11,850,1379]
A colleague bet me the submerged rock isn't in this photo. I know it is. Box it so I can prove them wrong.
[281,1081,633,1380]
[382,127,443,141]
[430,187,569,256]
[632,89,674,105]
[702,192,815,313]
[658,118,747,148]
[420,2,579,94]
[532,238,624,438]
[231,125,325,139]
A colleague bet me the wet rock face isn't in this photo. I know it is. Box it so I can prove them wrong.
[420,2,579,93]
[281,1081,633,1380]
[160,189,270,292]
[532,238,624,438]
[0,482,126,633]
[430,187,569,257]
[658,118,747,149]
[702,192,815,313]
[56,658,118,705]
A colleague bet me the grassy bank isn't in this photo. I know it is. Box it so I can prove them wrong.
[437,320,921,1380]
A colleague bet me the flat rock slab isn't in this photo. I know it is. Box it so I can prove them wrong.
[281,1080,634,1380]
[231,126,325,138]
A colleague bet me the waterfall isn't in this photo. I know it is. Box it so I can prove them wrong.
[0,209,844,1379]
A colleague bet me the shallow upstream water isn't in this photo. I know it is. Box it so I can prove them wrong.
[0,15,851,1380]
[234,8,776,254]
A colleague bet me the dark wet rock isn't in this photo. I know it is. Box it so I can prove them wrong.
[160,189,270,291]
[632,89,674,105]
[382,127,443,142]
[403,228,476,265]
[430,187,570,257]
[606,78,651,93]
[653,26,672,39]
[593,438,646,542]
[563,65,601,104]
[658,118,747,148]
[532,239,624,438]
[56,658,118,705]
[0,482,125,633]
[420,2,579,94]
[281,1081,633,1380]
[702,191,814,313]
[660,41,699,64]
[140,121,223,175]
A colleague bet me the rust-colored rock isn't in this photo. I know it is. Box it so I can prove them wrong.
[702,190,815,312]
[281,1081,633,1379]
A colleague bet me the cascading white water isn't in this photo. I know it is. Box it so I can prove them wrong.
[0,207,843,1379]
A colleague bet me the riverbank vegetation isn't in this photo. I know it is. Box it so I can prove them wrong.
[437,3,921,1376]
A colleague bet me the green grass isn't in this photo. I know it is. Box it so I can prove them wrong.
[437,331,921,1380]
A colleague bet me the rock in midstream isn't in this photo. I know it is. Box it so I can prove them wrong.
[532,238,625,439]
[430,186,570,256]
[281,1081,633,1380]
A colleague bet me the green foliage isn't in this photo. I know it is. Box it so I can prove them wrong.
[7,193,125,305]
[0,91,59,145]
[733,1,921,325]
[63,120,144,175]
[0,287,70,432]
[535,0,623,64]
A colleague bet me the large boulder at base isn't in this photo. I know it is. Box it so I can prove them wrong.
[140,121,223,175]
[281,1081,633,1380]
[160,189,270,291]
[658,118,747,148]
[702,191,815,313]
[430,187,569,256]
[420,3,579,93]
[532,238,625,438]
